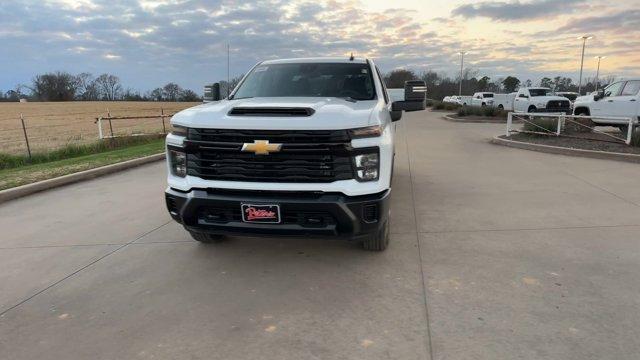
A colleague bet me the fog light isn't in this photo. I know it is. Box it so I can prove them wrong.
[169,149,187,177]
[354,153,379,181]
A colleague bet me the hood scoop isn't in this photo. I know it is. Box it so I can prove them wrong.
[228,107,315,117]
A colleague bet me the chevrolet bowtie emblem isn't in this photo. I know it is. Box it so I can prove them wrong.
[241,140,282,155]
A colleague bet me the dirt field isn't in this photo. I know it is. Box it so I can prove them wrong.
[0,101,200,155]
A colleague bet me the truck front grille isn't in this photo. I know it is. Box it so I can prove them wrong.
[186,129,355,183]
[546,100,571,110]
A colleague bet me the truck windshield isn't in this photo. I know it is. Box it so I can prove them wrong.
[529,89,553,97]
[232,63,376,100]
[483,93,494,97]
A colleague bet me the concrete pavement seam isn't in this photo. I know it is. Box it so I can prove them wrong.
[417,223,640,235]
[401,119,435,360]
[0,220,171,318]
[560,170,640,209]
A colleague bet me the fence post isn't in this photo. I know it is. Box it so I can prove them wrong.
[107,109,114,138]
[20,114,32,160]
[506,112,512,137]
[161,108,166,134]
[626,117,634,145]
[557,114,564,136]
[97,117,103,139]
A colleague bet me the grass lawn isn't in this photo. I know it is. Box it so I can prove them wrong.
[0,139,165,190]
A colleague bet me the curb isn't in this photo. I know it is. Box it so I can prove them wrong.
[0,153,165,205]
[443,114,510,124]
[490,135,640,163]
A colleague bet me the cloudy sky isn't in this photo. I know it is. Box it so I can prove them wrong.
[1,0,639,92]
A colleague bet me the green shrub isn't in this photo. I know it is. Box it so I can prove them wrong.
[456,105,507,118]
[0,134,165,170]
[522,117,558,133]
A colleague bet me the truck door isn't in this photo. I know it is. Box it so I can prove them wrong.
[611,80,640,119]
[592,81,625,118]
[513,90,528,112]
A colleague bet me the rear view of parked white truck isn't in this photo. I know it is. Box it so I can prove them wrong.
[471,92,495,107]
[573,79,640,131]
[165,57,427,251]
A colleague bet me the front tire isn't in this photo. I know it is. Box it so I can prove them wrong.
[528,105,537,113]
[189,231,225,243]
[362,219,390,251]
[498,104,504,110]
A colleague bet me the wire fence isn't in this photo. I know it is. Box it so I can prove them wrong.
[0,103,197,157]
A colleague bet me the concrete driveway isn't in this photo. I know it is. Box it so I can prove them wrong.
[1,111,639,360]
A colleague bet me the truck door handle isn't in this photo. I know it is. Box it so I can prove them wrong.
[631,99,637,102]
[607,100,614,102]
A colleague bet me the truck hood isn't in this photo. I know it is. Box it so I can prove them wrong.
[171,97,379,130]
[574,94,595,105]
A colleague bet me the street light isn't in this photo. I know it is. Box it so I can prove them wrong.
[458,51,467,96]
[577,35,594,95]
[594,56,606,91]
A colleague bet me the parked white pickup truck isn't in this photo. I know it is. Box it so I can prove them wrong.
[471,92,495,107]
[573,79,640,130]
[165,57,427,251]
[512,87,571,114]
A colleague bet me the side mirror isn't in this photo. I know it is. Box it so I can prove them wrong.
[203,83,221,102]
[594,89,605,101]
[390,80,427,121]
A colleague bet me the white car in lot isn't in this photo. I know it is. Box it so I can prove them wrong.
[443,96,451,103]
[471,92,495,107]
[512,87,571,114]
[573,79,640,130]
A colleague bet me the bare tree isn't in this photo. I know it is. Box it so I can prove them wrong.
[30,72,78,101]
[95,74,122,100]
[162,83,182,101]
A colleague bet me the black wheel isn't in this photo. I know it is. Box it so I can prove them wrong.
[481,103,486,107]
[528,105,536,113]
[498,104,504,110]
[189,231,225,243]
[362,219,390,251]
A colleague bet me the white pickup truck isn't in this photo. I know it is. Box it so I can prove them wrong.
[512,87,572,114]
[471,92,495,107]
[573,79,640,130]
[165,57,426,251]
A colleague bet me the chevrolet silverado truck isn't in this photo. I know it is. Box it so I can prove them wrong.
[573,79,640,132]
[164,57,426,251]
[513,87,571,114]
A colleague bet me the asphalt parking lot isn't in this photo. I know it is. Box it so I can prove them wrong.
[1,110,640,360]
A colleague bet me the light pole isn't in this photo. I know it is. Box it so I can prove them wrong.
[594,56,606,91]
[577,35,594,95]
[458,51,467,96]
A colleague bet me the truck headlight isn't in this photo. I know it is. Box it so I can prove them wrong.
[169,149,187,177]
[536,102,546,108]
[170,124,188,137]
[354,153,379,181]
[349,125,382,139]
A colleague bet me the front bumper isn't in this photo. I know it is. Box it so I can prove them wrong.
[165,188,390,239]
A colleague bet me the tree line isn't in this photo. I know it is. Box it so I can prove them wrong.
[383,69,616,101]
[0,72,201,102]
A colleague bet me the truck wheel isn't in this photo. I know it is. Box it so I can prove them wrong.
[189,231,225,243]
[528,105,536,113]
[481,103,486,107]
[498,104,504,110]
[362,219,390,251]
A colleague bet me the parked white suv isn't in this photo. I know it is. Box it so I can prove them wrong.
[471,92,495,107]
[165,57,426,251]
[513,87,571,114]
[573,79,640,130]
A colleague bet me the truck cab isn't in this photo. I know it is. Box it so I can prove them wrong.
[164,57,426,251]
[573,79,640,126]
[513,87,571,114]
[471,92,495,107]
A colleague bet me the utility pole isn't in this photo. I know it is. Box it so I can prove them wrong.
[577,35,594,95]
[227,42,230,98]
[459,51,467,97]
[594,56,605,91]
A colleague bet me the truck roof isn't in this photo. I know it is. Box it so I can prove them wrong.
[261,57,369,65]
